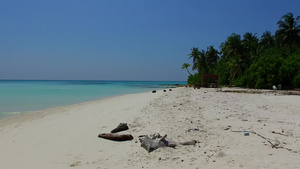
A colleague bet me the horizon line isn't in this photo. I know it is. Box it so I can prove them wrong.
[0,79,186,82]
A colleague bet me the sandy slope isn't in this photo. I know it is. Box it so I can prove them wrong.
[0,87,299,169]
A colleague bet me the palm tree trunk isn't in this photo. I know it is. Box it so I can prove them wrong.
[230,71,237,86]
[186,68,191,76]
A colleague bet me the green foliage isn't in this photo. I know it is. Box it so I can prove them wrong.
[188,48,201,72]
[242,32,260,64]
[293,73,300,88]
[187,74,194,85]
[187,73,201,85]
[183,12,300,89]
[206,46,220,71]
[220,33,243,60]
[259,31,275,52]
[220,32,260,82]
[188,46,219,75]
[215,58,230,85]
[237,48,283,89]
[182,63,192,75]
[275,12,300,51]
[279,50,300,88]
[236,48,300,89]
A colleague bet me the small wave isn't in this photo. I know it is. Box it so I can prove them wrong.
[0,111,22,119]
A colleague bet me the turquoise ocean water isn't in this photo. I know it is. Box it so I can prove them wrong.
[0,80,186,119]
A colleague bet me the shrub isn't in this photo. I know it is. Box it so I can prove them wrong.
[238,48,283,89]
[293,73,300,88]
[187,73,201,85]
[279,50,300,88]
[215,58,230,85]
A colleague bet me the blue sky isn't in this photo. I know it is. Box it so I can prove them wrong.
[1,0,299,81]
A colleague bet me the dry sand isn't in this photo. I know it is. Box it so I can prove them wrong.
[0,87,300,169]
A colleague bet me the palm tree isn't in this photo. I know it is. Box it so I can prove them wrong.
[182,63,192,75]
[188,48,201,74]
[275,12,300,51]
[242,32,259,65]
[220,33,245,61]
[198,49,209,74]
[259,31,275,50]
[228,57,243,84]
[188,48,200,64]
[206,46,219,69]
[220,33,246,81]
[188,48,209,75]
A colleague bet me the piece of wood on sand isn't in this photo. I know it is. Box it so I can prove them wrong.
[179,140,197,145]
[139,133,177,152]
[98,133,133,141]
[111,123,129,133]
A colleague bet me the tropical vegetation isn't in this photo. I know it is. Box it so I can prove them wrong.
[183,12,300,89]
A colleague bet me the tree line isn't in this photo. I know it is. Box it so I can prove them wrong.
[182,12,300,89]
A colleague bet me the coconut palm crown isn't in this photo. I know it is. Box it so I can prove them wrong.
[275,12,300,51]
[181,63,192,75]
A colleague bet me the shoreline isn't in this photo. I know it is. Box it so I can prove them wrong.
[2,86,298,121]
[0,92,150,120]
[0,88,167,169]
[0,87,300,168]
[0,89,161,127]
[0,80,185,119]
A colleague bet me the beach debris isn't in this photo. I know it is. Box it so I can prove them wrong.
[111,123,129,133]
[224,125,231,130]
[231,130,250,136]
[152,90,156,93]
[179,140,197,145]
[169,89,172,91]
[221,89,300,95]
[163,90,167,92]
[271,130,292,137]
[98,133,133,141]
[139,133,177,152]
[243,131,250,136]
[246,131,296,153]
[187,128,206,132]
[70,161,81,167]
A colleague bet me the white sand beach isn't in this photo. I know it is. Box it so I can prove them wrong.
[0,87,300,169]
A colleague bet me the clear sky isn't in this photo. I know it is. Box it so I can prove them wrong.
[1,0,299,81]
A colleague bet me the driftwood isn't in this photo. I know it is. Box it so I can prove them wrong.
[230,130,298,153]
[98,133,133,141]
[221,89,300,96]
[111,123,129,133]
[180,140,197,145]
[139,133,176,152]
[271,130,292,137]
